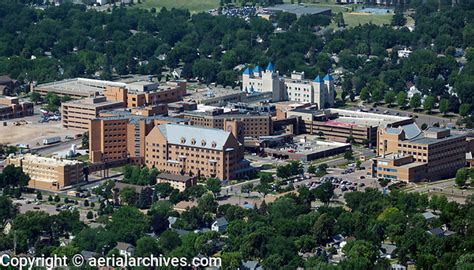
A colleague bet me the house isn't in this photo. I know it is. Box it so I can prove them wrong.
[421,211,439,222]
[168,216,178,229]
[81,250,100,260]
[2,219,12,235]
[426,226,455,238]
[156,172,197,192]
[391,264,407,270]
[211,217,228,232]
[380,243,397,259]
[327,234,346,249]
[241,260,263,270]
[115,242,135,257]
[406,82,421,99]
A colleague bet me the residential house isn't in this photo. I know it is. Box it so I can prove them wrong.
[380,243,397,259]
[211,217,228,233]
[241,260,263,270]
[115,242,135,257]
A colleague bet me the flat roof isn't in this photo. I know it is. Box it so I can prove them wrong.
[36,78,126,95]
[408,133,466,145]
[97,109,187,124]
[266,139,350,155]
[291,108,412,127]
[185,87,243,101]
[264,4,331,16]
[157,172,193,182]
[9,154,82,166]
[64,97,123,108]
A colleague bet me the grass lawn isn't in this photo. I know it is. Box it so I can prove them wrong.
[132,0,219,13]
[343,12,392,27]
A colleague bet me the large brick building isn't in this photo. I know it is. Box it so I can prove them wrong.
[286,108,413,146]
[89,112,188,164]
[103,81,186,108]
[0,97,34,120]
[368,125,466,182]
[61,96,124,130]
[179,110,273,138]
[7,154,84,191]
[145,124,251,180]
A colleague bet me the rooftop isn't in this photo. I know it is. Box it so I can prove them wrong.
[64,96,123,108]
[9,154,83,166]
[291,108,412,128]
[157,124,233,150]
[36,78,126,96]
[264,4,331,17]
[157,172,194,182]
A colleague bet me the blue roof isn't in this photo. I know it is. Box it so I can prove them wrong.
[253,65,263,73]
[324,74,334,81]
[243,67,252,75]
[313,75,322,82]
[266,62,274,71]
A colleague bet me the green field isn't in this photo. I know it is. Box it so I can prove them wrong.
[343,12,392,27]
[132,0,219,13]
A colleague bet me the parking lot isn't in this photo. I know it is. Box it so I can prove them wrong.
[0,105,80,146]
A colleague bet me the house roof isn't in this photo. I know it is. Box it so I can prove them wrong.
[243,67,252,75]
[242,260,262,270]
[115,242,134,251]
[157,172,194,182]
[313,75,322,83]
[214,217,228,227]
[323,74,333,81]
[427,227,444,236]
[113,182,149,193]
[157,124,232,151]
[381,243,397,255]
[266,62,274,71]
[422,211,438,220]
[253,65,263,73]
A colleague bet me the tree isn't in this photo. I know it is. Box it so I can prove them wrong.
[86,211,93,220]
[154,183,174,198]
[241,183,254,197]
[107,206,149,244]
[346,135,355,144]
[206,178,222,198]
[313,213,335,244]
[344,150,354,161]
[255,183,271,198]
[314,181,334,204]
[150,213,169,235]
[81,132,89,149]
[135,236,161,257]
[459,103,471,117]
[54,195,60,203]
[439,98,449,115]
[198,194,218,213]
[455,168,469,187]
[384,91,396,106]
[30,91,41,104]
[396,91,408,108]
[360,87,370,102]
[307,164,316,174]
[423,96,436,113]
[0,196,17,222]
[158,230,181,252]
[276,165,291,179]
[119,187,138,206]
[410,93,422,110]
[36,191,42,200]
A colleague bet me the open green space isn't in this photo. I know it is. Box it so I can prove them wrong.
[131,0,219,13]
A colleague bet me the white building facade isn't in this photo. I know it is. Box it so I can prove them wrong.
[242,63,335,109]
